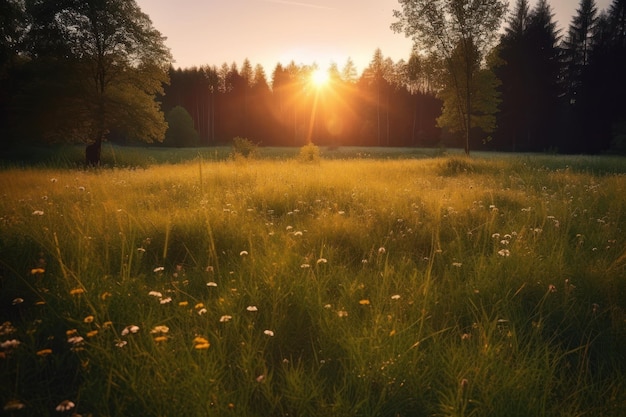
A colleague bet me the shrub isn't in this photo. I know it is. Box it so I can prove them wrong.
[163,106,200,147]
[231,137,259,159]
[298,142,321,163]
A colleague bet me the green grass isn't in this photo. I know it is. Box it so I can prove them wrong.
[1,150,625,416]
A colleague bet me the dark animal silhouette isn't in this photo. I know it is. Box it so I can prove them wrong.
[85,142,101,166]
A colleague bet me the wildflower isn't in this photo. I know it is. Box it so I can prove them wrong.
[12,298,24,305]
[67,336,84,345]
[323,304,332,309]
[500,239,510,245]
[193,336,210,350]
[178,301,188,307]
[497,249,511,257]
[30,268,45,275]
[86,330,98,338]
[359,299,370,305]
[389,329,396,337]
[246,305,258,312]
[256,374,265,383]
[220,315,233,322]
[121,325,139,336]
[55,400,75,412]
[153,266,165,273]
[391,294,401,300]
[316,258,327,265]
[148,291,162,298]
[159,297,172,304]
[548,284,557,293]
[0,339,20,350]
[78,186,86,192]
[206,281,218,287]
[195,303,205,310]
[3,400,26,411]
[240,250,249,256]
[83,315,94,323]
[137,247,146,253]
[378,247,386,255]
[36,348,53,356]
[300,263,310,268]
[115,340,127,348]
[69,288,85,296]
[461,333,471,340]
[197,307,208,315]
[263,330,275,337]
[293,231,303,237]
[337,310,348,318]
[153,336,168,343]
[66,329,78,337]
[452,262,462,268]
[150,325,170,334]
[361,259,368,264]
[32,210,44,216]
[491,233,500,239]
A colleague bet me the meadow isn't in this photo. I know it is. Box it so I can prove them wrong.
[1,147,625,416]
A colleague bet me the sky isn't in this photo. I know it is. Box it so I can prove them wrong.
[136,0,613,75]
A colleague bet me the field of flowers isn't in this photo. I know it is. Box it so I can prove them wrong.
[1,152,625,416]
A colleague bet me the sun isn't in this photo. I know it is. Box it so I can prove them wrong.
[311,68,329,87]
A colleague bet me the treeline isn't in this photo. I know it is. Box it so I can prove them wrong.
[159,55,443,148]
[161,0,626,153]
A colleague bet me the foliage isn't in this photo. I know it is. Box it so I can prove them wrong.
[298,142,321,163]
[1,153,626,416]
[231,136,259,159]
[393,0,508,155]
[164,106,200,147]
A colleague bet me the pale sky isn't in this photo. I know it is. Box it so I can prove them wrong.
[136,0,613,74]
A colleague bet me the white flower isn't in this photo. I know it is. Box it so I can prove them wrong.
[263,330,275,337]
[240,250,249,256]
[206,281,218,287]
[153,266,165,273]
[55,400,75,412]
[115,340,127,348]
[246,306,258,312]
[294,231,303,237]
[67,336,84,345]
[121,325,140,336]
[148,291,163,298]
[452,262,462,268]
[32,210,44,216]
[150,325,170,334]
[391,294,401,300]
[316,258,327,264]
[219,315,233,322]
[300,263,310,269]
[197,308,207,315]
[378,247,386,255]
[497,249,511,257]
[159,297,172,304]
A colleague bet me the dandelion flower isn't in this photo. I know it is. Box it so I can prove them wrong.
[246,306,258,312]
[55,400,75,412]
[219,315,233,322]
[36,348,53,356]
[263,330,275,337]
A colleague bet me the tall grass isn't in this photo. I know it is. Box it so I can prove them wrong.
[1,153,625,416]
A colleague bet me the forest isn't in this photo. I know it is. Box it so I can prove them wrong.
[0,0,625,157]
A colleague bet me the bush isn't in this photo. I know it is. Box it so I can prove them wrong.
[298,142,321,163]
[231,137,259,159]
[163,106,200,147]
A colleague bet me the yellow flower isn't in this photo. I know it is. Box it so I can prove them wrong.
[359,299,370,305]
[86,330,98,338]
[100,291,112,301]
[153,336,168,343]
[389,329,396,337]
[66,329,78,337]
[30,268,45,275]
[36,348,53,356]
[179,301,189,307]
[193,336,210,350]
[194,303,205,310]
[69,288,85,296]
[83,315,95,323]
